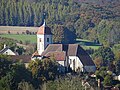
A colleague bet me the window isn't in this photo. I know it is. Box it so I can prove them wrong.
[39,38,41,42]
[47,38,49,42]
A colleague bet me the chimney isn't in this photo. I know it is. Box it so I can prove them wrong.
[4,44,6,48]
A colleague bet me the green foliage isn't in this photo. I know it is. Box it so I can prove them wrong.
[0,55,32,89]
[46,76,84,90]
[0,35,36,44]
[0,55,12,78]
[0,0,119,44]
[53,25,64,43]
[18,81,35,90]
[93,46,114,65]
[0,72,13,90]
[16,46,25,55]
[115,60,120,75]
[28,58,58,82]
[95,67,107,80]
[95,20,120,45]
[103,75,112,86]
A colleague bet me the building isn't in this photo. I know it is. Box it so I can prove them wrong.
[9,55,31,68]
[32,19,96,73]
[0,44,16,55]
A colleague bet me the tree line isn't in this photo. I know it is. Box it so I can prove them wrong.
[0,0,120,45]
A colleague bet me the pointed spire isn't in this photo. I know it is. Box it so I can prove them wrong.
[42,19,45,26]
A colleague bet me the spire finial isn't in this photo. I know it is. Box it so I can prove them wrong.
[42,12,46,26]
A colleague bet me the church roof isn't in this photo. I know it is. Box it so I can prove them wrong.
[37,20,52,35]
[32,50,41,57]
[41,44,95,66]
[45,51,66,61]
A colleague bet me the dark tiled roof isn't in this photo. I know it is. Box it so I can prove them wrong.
[0,47,9,53]
[9,55,31,63]
[37,25,52,35]
[77,45,95,66]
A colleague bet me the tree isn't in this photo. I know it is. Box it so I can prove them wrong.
[28,58,58,81]
[93,46,114,66]
[0,55,12,78]
[94,57,102,68]
[116,60,120,75]
[18,81,35,90]
[53,24,64,43]
[16,46,25,55]
[0,57,32,90]
[103,75,112,86]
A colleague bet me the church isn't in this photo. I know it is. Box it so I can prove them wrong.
[32,19,96,73]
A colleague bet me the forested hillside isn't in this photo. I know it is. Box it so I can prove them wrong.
[0,0,120,45]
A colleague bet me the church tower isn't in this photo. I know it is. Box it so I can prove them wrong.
[37,16,52,55]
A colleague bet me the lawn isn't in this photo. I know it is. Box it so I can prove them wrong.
[0,34,102,49]
[0,34,36,43]
[76,38,102,50]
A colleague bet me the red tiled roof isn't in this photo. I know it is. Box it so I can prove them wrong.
[41,44,95,66]
[37,25,52,35]
[45,51,66,61]
[9,55,31,63]
[32,51,41,57]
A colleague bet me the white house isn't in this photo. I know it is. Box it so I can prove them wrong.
[32,19,96,73]
[0,44,16,55]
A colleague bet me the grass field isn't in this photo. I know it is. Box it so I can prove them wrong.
[0,34,36,43]
[0,34,102,49]
[76,39,102,50]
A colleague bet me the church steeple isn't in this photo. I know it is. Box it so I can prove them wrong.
[37,13,52,55]
[42,19,45,26]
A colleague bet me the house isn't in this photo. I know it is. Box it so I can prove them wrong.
[0,44,16,55]
[32,18,96,73]
[9,55,31,68]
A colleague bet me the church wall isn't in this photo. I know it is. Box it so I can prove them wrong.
[37,34,52,55]
[69,56,83,72]
[57,60,65,66]
[37,34,45,55]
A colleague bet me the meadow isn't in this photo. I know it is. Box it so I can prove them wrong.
[0,34,101,49]
[76,39,101,50]
[0,34,36,43]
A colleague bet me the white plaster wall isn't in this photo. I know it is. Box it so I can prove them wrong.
[69,56,83,72]
[57,60,65,66]
[37,34,44,55]
[3,49,16,55]
[37,34,52,55]
[84,66,96,72]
